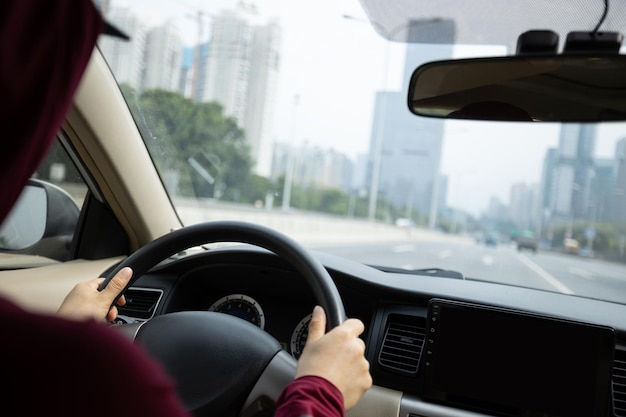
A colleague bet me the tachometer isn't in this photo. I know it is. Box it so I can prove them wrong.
[290,313,312,359]
[208,294,265,329]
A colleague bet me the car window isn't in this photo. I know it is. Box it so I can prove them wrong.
[0,137,87,268]
[98,0,626,305]
[31,139,88,208]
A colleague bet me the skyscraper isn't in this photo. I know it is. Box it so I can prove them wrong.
[547,124,596,223]
[200,7,254,120]
[200,4,281,177]
[142,22,182,92]
[367,20,455,226]
[592,158,615,224]
[614,138,626,224]
[244,20,281,176]
[97,8,146,91]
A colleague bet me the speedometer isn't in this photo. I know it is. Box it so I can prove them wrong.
[290,313,312,359]
[208,294,265,329]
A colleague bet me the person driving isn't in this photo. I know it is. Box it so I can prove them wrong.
[0,1,372,416]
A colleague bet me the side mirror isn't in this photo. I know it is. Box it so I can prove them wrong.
[407,55,626,122]
[0,179,80,261]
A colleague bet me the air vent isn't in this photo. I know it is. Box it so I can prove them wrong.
[378,314,426,375]
[118,288,163,320]
[614,348,626,417]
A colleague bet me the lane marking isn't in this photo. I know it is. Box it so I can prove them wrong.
[514,253,574,295]
[481,255,494,266]
[439,250,452,259]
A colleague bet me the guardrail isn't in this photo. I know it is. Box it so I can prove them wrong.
[173,199,460,247]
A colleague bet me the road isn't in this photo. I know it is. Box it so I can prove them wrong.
[315,239,626,305]
[175,201,626,304]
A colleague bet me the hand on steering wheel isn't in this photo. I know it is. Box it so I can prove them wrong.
[97,221,352,416]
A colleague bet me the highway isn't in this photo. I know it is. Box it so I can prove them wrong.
[175,200,626,305]
[314,239,626,305]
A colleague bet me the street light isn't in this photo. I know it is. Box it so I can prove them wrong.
[282,94,300,210]
[342,14,393,221]
[343,15,440,222]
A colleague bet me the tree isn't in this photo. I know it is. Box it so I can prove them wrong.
[223,174,274,205]
[119,85,253,199]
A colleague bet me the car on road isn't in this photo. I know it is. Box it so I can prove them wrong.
[564,237,581,255]
[484,234,498,247]
[2,1,626,417]
[516,230,538,253]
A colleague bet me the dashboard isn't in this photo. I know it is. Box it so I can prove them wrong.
[114,245,626,417]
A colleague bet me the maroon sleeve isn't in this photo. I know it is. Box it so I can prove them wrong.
[0,298,190,417]
[275,376,345,417]
[0,0,104,222]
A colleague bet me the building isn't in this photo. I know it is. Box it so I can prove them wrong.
[198,5,281,177]
[539,148,558,211]
[351,153,368,191]
[509,182,539,231]
[200,7,255,120]
[97,8,147,91]
[183,43,210,100]
[366,20,455,227]
[92,0,111,15]
[142,22,182,91]
[244,20,281,176]
[179,47,195,98]
[614,138,626,224]
[547,124,596,223]
[485,196,508,222]
[271,143,353,192]
[592,158,615,224]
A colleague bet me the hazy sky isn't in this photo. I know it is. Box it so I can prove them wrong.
[111,0,626,216]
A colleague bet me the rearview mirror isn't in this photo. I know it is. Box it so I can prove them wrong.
[407,55,626,122]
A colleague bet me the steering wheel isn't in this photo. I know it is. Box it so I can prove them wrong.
[99,220,347,417]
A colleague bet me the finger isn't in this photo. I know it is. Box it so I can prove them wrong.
[101,267,132,299]
[306,305,326,344]
[116,294,127,306]
[340,318,365,337]
[106,306,119,322]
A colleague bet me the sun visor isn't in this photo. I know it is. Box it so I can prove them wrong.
[357,0,626,50]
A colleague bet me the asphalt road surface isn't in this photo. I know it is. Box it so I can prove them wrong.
[315,238,626,305]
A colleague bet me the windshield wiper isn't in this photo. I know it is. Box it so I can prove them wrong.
[371,265,464,280]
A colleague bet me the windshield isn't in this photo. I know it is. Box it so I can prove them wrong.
[98,0,626,305]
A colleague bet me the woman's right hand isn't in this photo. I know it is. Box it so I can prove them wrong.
[295,305,373,410]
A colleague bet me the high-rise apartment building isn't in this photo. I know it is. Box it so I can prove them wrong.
[92,0,110,15]
[245,20,281,177]
[143,22,182,91]
[97,8,146,91]
[200,8,254,119]
[199,4,281,177]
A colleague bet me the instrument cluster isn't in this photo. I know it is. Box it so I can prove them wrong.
[208,293,312,359]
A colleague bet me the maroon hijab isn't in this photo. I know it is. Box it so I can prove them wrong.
[0,0,104,222]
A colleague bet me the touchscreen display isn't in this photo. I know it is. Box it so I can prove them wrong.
[422,299,614,417]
